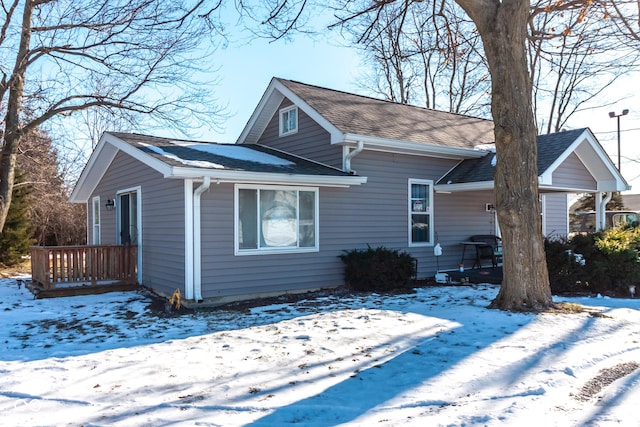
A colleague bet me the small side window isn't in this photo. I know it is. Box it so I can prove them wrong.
[92,196,101,245]
[279,106,298,136]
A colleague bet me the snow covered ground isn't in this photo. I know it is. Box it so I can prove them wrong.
[1,277,639,426]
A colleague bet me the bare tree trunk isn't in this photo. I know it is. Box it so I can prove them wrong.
[0,0,32,234]
[457,0,552,310]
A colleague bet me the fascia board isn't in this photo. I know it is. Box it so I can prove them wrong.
[272,80,344,143]
[69,132,174,203]
[108,135,174,177]
[434,181,494,192]
[539,129,589,184]
[539,181,630,192]
[579,128,624,178]
[574,130,629,188]
[170,167,367,187]
[69,135,116,203]
[540,128,628,190]
[235,78,284,145]
[341,133,487,160]
[539,184,599,193]
[596,181,631,192]
[236,78,344,145]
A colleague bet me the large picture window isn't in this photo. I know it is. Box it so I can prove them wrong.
[409,179,433,246]
[236,185,318,254]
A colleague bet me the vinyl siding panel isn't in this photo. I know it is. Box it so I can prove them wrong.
[90,151,185,295]
[552,153,597,190]
[256,99,343,168]
[543,193,569,238]
[198,149,500,300]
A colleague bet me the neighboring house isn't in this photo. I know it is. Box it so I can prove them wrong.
[69,78,629,304]
[622,194,640,211]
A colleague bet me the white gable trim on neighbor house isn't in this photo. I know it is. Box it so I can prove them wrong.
[538,128,625,191]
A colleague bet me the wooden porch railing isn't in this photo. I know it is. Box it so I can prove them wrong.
[30,245,137,290]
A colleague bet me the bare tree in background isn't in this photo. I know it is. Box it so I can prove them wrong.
[0,0,225,234]
[529,1,640,133]
[348,2,491,116]
[342,1,640,133]
[17,129,86,245]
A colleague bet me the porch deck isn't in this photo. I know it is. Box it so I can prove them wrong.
[29,245,138,299]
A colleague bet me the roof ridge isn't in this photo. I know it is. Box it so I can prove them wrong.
[276,77,493,123]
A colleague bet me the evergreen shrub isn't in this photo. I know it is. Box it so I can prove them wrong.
[545,226,640,295]
[339,245,416,291]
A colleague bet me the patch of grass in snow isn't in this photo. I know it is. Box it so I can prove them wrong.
[545,302,610,317]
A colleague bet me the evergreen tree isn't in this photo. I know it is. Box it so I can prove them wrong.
[572,192,626,212]
[0,171,34,266]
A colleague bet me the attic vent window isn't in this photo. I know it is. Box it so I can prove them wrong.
[279,106,298,136]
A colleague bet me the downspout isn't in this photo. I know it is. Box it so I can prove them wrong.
[596,192,612,231]
[344,141,364,174]
[193,176,211,302]
[184,180,194,300]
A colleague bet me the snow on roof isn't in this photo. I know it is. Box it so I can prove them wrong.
[139,141,296,170]
[172,141,295,166]
[140,142,225,169]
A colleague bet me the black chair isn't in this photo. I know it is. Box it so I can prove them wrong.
[470,235,503,268]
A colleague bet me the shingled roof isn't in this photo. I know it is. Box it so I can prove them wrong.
[110,132,353,177]
[277,79,495,149]
[438,128,588,185]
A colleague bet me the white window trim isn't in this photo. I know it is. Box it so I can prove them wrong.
[92,196,101,245]
[234,184,319,255]
[279,105,298,137]
[408,179,434,247]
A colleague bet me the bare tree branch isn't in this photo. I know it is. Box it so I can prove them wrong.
[0,0,225,233]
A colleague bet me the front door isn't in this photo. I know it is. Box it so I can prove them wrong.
[117,188,141,282]
[118,191,138,245]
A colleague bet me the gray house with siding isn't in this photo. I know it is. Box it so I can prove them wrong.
[70,77,629,304]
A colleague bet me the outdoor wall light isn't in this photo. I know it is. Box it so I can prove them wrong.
[105,199,116,211]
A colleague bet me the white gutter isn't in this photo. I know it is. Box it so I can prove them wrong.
[434,181,494,192]
[341,133,488,159]
[168,168,367,186]
[192,176,211,302]
[344,141,364,174]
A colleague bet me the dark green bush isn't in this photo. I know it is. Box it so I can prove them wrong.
[545,237,591,294]
[339,245,416,291]
[545,227,640,295]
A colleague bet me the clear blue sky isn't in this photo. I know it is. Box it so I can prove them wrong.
[196,34,365,144]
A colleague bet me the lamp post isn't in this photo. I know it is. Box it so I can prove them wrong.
[608,109,629,172]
